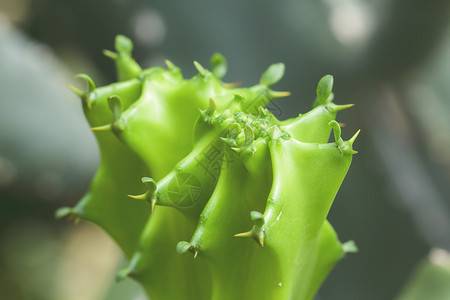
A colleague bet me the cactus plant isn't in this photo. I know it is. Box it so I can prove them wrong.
[57,35,359,300]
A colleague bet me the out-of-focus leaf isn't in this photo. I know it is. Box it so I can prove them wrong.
[0,17,97,199]
[396,249,450,300]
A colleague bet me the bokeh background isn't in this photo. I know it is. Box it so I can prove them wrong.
[1,0,449,299]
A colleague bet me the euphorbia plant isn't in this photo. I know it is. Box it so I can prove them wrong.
[57,35,359,300]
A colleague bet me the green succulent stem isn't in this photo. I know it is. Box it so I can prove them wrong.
[57,36,359,300]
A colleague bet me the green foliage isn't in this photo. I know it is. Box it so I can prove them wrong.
[396,250,450,300]
[57,35,359,300]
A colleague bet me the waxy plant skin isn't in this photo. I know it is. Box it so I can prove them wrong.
[57,35,359,300]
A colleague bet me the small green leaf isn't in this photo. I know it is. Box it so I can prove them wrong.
[210,53,227,79]
[74,73,96,92]
[176,241,193,254]
[115,34,133,55]
[250,211,264,222]
[260,63,285,86]
[329,120,342,144]
[315,75,334,107]
[107,95,123,122]
[55,207,76,219]
[243,125,255,148]
[342,240,358,253]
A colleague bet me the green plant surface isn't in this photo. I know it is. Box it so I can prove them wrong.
[396,249,450,300]
[57,35,359,300]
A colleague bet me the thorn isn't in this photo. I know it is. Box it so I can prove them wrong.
[129,177,158,212]
[234,229,264,247]
[258,233,265,247]
[327,103,355,113]
[143,177,158,207]
[127,193,147,200]
[234,211,265,247]
[200,98,217,121]
[193,250,198,259]
[257,106,280,126]
[234,231,253,238]
[193,61,207,76]
[165,59,175,69]
[222,81,241,88]
[90,124,111,131]
[151,197,156,213]
[206,98,217,115]
[338,122,346,127]
[330,121,359,155]
[348,129,361,145]
[269,90,291,98]
[103,49,118,60]
[165,59,181,74]
[68,84,84,97]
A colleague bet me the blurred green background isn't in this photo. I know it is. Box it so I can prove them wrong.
[0,0,449,299]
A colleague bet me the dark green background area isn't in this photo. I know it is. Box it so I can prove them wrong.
[1,0,449,299]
